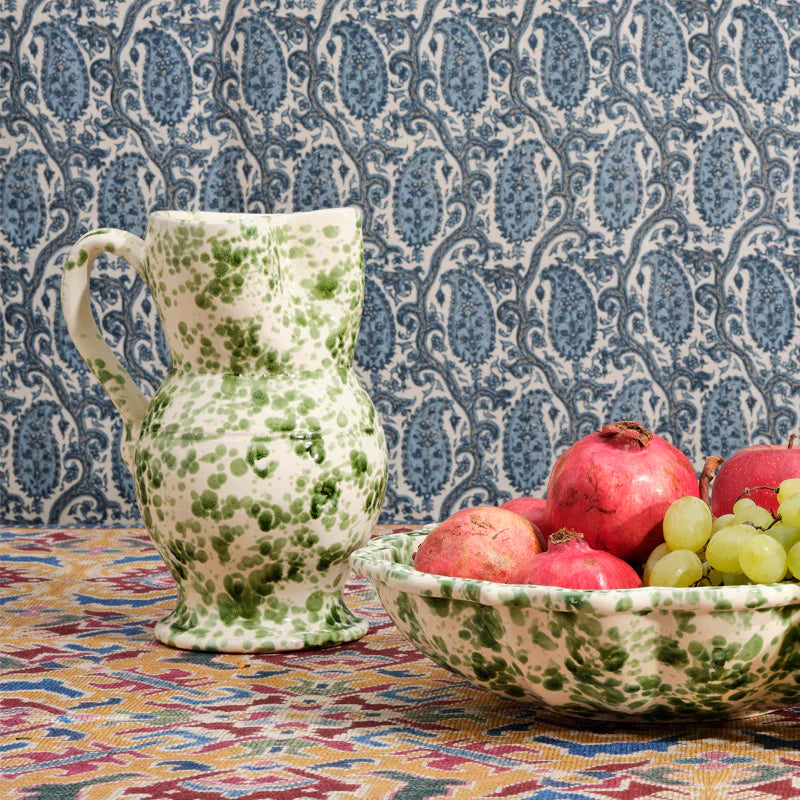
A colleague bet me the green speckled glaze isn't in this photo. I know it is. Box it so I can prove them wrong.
[62,209,388,652]
[351,528,800,721]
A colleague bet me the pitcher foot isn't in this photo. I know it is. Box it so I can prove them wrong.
[153,598,369,652]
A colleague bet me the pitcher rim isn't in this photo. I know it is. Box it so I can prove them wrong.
[147,207,361,225]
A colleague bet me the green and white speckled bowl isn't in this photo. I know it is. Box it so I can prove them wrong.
[351,526,800,722]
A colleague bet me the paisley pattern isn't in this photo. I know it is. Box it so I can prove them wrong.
[535,13,589,110]
[294,145,341,211]
[1,151,46,248]
[541,264,596,361]
[694,129,742,230]
[433,19,487,114]
[99,154,149,236]
[606,379,656,432]
[495,141,543,243]
[741,255,794,353]
[795,153,800,217]
[701,377,752,460]
[645,249,694,346]
[134,28,192,125]
[595,131,643,233]
[4,1,800,527]
[53,291,85,374]
[356,278,395,372]
[13,402,61,507]
[33,23,89,120]
[333,21,388,119]
[239,18,286,113]
[402,398,451,505]
[502,390,552,495]
[201,147,245,212]
[635,2,687,97]
[393,148,442,250]
[734,7,788,105]
[442,271,494,366]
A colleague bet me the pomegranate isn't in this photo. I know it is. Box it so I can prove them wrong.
[545,420,700,563]
[413,505,542,582]
[702,436,800,517]
[509,529,642,589]
[500,497,552,547]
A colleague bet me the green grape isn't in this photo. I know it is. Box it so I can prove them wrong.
[738,534,787,584]
[778,491,800,527]
[706,567,724,586]
[705,524,757,573]
[733,501,774,530]
[720,571,751,586]
[778,479,800,505]
[732,498,756,516]
[647,549,703,587]
[712,513,736,533]
[765,523,800,553]
[662,496,712,552]
[787,541,800,580]
[642,542,671,585]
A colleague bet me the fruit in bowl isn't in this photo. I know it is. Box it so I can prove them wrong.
[644,480,800,589]
[706,438,800,516]
[351,421,800,720]
[509,529,642,590]
[545,421,700,563]
[499,497,552,541]
[412,505,542,582]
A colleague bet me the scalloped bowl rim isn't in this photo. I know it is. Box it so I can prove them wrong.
[351,526,800,615]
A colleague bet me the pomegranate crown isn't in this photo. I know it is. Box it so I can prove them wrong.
[549,528,585,546]
[597,420,653,448]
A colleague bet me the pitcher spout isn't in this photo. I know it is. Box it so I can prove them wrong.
[270,207,365,370]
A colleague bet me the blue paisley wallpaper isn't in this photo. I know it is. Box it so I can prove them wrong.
[2,0,800,525]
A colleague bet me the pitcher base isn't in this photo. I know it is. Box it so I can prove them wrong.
[153,601,369,653]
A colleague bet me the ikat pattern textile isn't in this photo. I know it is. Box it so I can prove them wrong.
[5,524,800,800]
[3,0,800,525]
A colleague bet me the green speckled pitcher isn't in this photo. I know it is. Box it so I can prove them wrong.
[61,208,388,652]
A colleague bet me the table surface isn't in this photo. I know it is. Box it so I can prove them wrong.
[3,525,800,800]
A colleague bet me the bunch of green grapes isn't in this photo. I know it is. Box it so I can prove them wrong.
[645,479,800,588]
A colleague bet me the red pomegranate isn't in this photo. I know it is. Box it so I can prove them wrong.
[413,505,542,582]
[510,529,642,590]
[545,421,700,563]
[499,496,551,547]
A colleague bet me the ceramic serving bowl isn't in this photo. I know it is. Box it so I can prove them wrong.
[350,526,800,722]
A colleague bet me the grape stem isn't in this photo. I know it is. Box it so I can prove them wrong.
[699,455,724,508]
[737,485,779,505]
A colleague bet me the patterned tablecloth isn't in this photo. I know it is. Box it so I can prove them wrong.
[4,525,800,800]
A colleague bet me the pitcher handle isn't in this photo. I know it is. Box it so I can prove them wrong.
[61,228,150,472]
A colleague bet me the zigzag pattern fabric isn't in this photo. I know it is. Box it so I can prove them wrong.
[3,524,800,798]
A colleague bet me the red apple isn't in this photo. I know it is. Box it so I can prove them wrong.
[413,505,543,582]
[708,439,800,516]
[499,497,551,548]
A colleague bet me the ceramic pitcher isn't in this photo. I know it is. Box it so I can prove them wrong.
[61,209,388,652]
